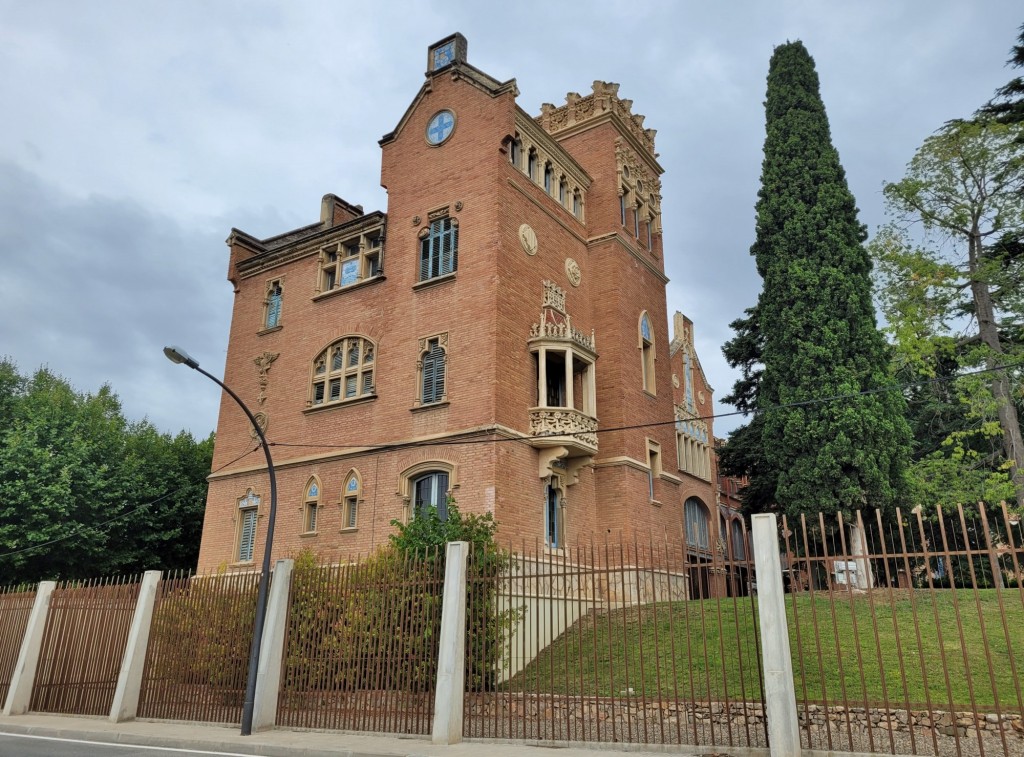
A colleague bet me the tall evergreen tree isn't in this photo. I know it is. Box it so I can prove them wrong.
[977,23,1024,126]
[723,41,910,517]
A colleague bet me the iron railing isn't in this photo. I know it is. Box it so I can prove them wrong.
[30,576,140,716]
[0,583,36,705]
[137,569,260,724]
[782,504,1024,757]
[463,534,764,748]
[276,548,445,734]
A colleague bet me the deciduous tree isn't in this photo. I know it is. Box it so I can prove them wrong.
[876,119,1024,504]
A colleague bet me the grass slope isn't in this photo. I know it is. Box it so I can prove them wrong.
[509,590,1024,710]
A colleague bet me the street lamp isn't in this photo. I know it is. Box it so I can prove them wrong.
[163,345,277,736]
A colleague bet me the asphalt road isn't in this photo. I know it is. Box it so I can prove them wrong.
[0,733,271,757]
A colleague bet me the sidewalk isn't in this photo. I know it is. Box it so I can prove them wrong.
[0,714,712,757]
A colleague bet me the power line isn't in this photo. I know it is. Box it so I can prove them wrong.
[262,359,1023,452]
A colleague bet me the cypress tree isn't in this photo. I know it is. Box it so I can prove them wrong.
[725,41,910,517]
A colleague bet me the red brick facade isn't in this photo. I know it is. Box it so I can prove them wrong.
[196,34,733,574]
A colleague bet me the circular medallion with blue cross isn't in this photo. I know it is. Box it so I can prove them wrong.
[426,109,455,146]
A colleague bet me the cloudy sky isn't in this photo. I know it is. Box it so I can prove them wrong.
[1,1,1020,440]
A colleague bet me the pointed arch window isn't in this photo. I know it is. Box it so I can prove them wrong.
[527,149,538,181]
[309,336,375,407]
[639,312,655,393]
[303,478,320,533]
[342,470,361,529]
[264,280,283,330]
[573,189,582,219]
[236,489,261,563]
[543,162,553,194]
[418,334,448,406]
[509,138,522,168]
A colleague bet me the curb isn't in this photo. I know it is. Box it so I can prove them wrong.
[0,721,412,757]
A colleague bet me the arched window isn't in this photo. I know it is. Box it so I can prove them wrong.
[558,177,567,204]
[264,280,283,329]
[731,519,746,560]
[342,470,361,529]
[303,477,320,533]
[418,334,448,406]
[412,470,450,521]
[527,149,538,181]
[684,497,710,551]
[310,336,375,407]
[543,162,553,194]
[545,477,564,548]
[572,189,582,219]
[639,312,655,393]
[509,137,521,168]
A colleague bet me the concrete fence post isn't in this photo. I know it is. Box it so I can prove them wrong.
[2,581,56,716]
[109,570,162,722]
[432,540,469,745]
[751,514,802,757]
[251,558,294,732]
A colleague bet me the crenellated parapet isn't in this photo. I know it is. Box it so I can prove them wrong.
[537,81,658,157]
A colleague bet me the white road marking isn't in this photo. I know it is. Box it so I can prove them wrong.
[0,732,271,756]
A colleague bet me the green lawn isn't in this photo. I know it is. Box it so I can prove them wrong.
[509,590,1024,710]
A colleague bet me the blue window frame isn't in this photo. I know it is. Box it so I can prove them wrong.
[265,281,282,329]
[545,481,561,548]
[419,218,458,281]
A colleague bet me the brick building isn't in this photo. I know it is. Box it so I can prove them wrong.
[196,34,734,581]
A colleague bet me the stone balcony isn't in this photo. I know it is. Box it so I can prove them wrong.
[527,407,598,452]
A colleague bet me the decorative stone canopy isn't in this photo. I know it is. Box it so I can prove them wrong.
[537,81,657,157]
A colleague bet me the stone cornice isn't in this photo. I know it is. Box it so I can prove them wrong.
[507,179,587,243]
[207,424,527,480]
[235,213,386,280]
[514,108,592,189]
[586,232,669,285]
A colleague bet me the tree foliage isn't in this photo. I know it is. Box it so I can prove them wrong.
[0,358,213,583]
[722,41,910,517]
[874,119,1024,505]
[977,23,1024,126]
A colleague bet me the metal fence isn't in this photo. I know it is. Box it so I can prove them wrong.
[29,576,141,716]
[782,504,1024,757]
[0,584,36,706]
[275,548,445,734]
[463,535,765,749]
[137,569,260,724]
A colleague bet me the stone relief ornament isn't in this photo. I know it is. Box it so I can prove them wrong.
[519,224,538,255]
[565,257,582,287]
[249,411,269,441]
[253,351,279,405]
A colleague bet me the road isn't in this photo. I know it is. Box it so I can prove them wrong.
[0,733,270,757]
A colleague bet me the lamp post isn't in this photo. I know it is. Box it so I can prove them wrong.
[163,345,276,736]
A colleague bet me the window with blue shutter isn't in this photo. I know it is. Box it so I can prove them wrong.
[419,217,458,281]
[265,281,282,329]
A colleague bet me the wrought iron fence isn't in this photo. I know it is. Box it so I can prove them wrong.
[275,547,445,734]
[463,534,765,748]
[782,504,1024,757]
[0,583,36,706]
[137,569,260,724]
[29,575,141,716]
